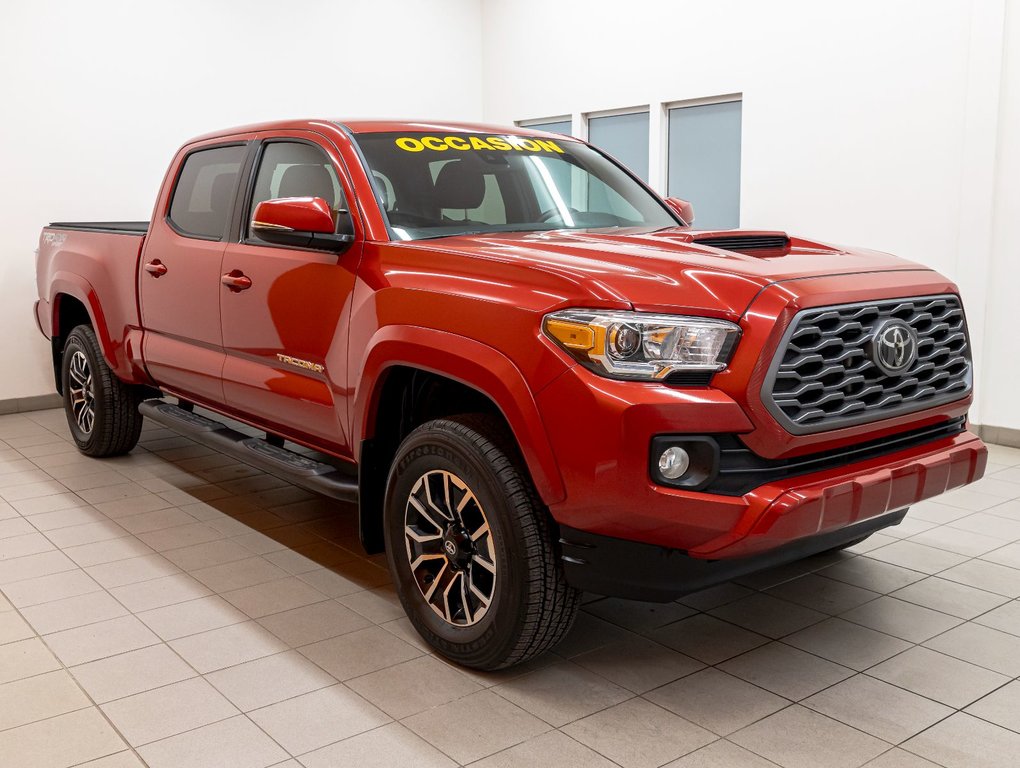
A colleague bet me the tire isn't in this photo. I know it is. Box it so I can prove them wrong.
[383,414,580,670]
[61,325,143,457]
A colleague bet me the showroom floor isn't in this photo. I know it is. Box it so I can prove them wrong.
[0,410,1018,768]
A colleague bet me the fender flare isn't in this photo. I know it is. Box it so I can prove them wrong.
[49,273,119,372]
[354,325,566,505]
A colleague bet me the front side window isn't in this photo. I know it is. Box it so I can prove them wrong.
[168,145,246,240]
[352,132,677,241]
[247,141,346,241]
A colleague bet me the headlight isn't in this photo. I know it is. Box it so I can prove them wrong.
[543,309,740,380]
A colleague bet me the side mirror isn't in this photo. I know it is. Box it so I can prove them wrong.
[251,197,354,251]
[664,197,695,226]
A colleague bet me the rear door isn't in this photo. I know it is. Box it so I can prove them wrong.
[219,132,362,455]
[140,138,253,404]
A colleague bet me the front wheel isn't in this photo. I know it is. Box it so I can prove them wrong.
[61,325,143,457]
[384,415,580,670]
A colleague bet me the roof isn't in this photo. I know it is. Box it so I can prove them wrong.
[183,119,580,146]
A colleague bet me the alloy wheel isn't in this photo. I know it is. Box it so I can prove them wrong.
[68,350,96,435]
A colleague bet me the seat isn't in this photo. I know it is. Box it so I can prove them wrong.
[433,160,486,212]
[277,164,336,207]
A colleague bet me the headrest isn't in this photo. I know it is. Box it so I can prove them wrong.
[433,160,485,210]
[210,172,235,214]
[278,164,335,205]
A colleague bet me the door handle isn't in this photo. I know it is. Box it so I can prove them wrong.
[221,270,252,292]
[144,260,167,277]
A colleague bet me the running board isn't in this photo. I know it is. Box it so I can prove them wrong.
[138,400,359,504]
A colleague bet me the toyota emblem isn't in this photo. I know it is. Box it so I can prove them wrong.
[870,319,918,376]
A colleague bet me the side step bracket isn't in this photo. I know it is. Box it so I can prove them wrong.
[139,400,358,504]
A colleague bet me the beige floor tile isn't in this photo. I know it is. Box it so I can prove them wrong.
[983,541,1020,569]
[583,597,696,632]
[162,538,253,571]
[720,641,854,700]
[820,557,927,593]
[650,614,769,665]
[221,576,326,619]
[868,646,1010,708]
[766,573,882,615]
[85,553,181,589]
[77,483,151,506]
[0,532,55,560]
[346,654,481,720]
[0,480,71,502]
[666,740,786,768]
[336,584,405,623]
[64,537,155,568]
[404,689,549,764]
[492,660,631,727]
[562,697,714,768]
[0,637,61,684]
[191,557,290,593]
[0,516,37,539]
[840,596,963,643]
[257,599,371,646]
[0,707,126,768]
[938,559,1020,597]
[709,593,828,638]
[0,610,35,644]
[908,526,1004,557]
[949,512,1020,540]
[731,705,887,768]
[263,541,357,575]
[903,712,1020,768]
[973,599,1020,636]
[647,667,789,736]
[71,643,196,703]
[28,505,106,531]
[206,650,336,711]
[866,540,968,574]
[110,572,212,612]
[889,576,1010,619]
[22,590,128,634]
[863,748,943,767]
[804,674,954,743]
[1,566,100,606]
[101,677,239,746]
[77,752,148,767]
[170,620,288,673]
[935,488,1006,513]
[572,635,704,694]
[923,621,1020,676]
[137,594,248,641]
[136,522,227,552]
[0,670,91,731]
[94,494,176,519]
[45,615,159,666]
[59,471,133,492]
[138,714,288,768]
[783,617,912,671]
[471,729,617,768]
[10,492,88,516]
[964,679,1020,732]
[45,520,129,549]
[301,721,456,768]
[249,684,389,755]
[298,564,389,598]
[299,625,422,681]
[117,507,198,535]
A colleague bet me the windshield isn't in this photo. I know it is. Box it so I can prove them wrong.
[352,131,679,240]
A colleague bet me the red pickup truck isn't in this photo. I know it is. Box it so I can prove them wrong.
[35,119,987,669]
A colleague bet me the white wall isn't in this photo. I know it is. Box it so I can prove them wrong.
[482,0,1018,431]
[0,0,483,401]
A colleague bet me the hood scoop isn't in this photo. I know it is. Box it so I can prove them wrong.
[692,231,790,255]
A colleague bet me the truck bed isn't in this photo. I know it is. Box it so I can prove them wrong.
[47,221,149,235]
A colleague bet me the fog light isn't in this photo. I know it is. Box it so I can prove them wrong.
[658,446,691,480]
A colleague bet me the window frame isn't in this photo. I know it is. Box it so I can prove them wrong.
[235,137,351,253]
[165,141,250,242]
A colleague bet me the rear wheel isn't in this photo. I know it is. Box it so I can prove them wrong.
[384,415,580,670]
[61,325,143,457]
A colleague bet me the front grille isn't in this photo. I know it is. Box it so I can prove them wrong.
[763,295,972,434]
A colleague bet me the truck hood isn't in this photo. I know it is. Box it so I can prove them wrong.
[417,227,931,318]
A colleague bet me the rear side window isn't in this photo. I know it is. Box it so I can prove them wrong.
[168,145,247,240]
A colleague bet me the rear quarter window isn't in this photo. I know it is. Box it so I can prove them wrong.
[168,145,247,240]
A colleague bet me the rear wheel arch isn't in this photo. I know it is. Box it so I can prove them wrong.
[51,293,94,394]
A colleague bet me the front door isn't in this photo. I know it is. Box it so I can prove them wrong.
[219,135,361,455]
[140,140,250,405]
